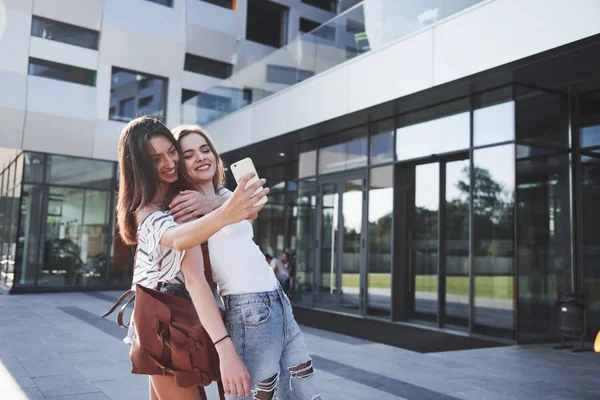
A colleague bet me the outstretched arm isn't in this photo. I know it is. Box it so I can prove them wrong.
[159,174,268,250]
[181,246,250,397]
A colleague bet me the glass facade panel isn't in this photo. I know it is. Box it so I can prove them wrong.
[24,153,46,183]
[370,119,394,165]
[15,185,45,287]
[47,155,113,189]
[318,136,368,174]
[472,144,515,339]
[39,186,86,287]
[474,101,515,147]
[367,166,393,317]
[340,178,363,315]
[516,150,572,342]
[411,162,439,323]
[299,150,317,178]
[581,153,600,334]
[315,182,338,310]
[82,190,111,284]
[184,53,233,79]
[31,16,99,50]
[28,57,96,86]
[580,93,600,149]
[295,179,317,306]
[256,166,287,258]
[396,112,469,161]
[516,89,569,148]
[10,152,117,290]
[445,159,470,328]
[109,68,167,123]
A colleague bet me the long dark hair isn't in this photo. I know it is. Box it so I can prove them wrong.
[117,116,180,245]
[171,124,226,193]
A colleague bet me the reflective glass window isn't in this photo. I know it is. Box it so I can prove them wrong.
[472,144,515,339]
[299,150,317,178]
[370,119,394,165]
[474,101,515,147]
[46,155,114,190]
[28,58,96,87]
[31,16,99,49]
[367,166,393,318]
[184,53,233,79]
[109,68,168,123]
[396,110,469,161]
[23,153,45,183]
[319,136,368,174]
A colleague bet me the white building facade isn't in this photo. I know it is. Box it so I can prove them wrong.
[0,0,350,292]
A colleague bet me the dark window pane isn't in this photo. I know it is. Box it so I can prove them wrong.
[367,166,393,318]
[472,144,515,339]
[582,154,600,334]
[301,0,336,12]
[200,0,234,9]
[182,89,200,103]
[31,16,99,49]
[370,119,394,165]
[295,179,317,306]
[138,95,153,109]
[15,185,45,287]
[109,68,167,123]
[516,88,569,149]
[300,18,335,41]
[23,152,46,183]
[266,65,314,85]
[46,155,114,189]
[580,93,600,149]
[28,58,96,86]
[517,149,571,342]
[184,53,233,79]
[144,0,173,6]
[299,17,320,33]
[247,0,288,48]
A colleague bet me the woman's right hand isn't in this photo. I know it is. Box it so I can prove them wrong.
[222,173,269,224]
[216,340,251,397]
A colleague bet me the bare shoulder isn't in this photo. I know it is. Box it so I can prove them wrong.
[135,204,163,226]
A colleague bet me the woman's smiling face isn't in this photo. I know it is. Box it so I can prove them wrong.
[147,134,179,185]
[180,132,217,184]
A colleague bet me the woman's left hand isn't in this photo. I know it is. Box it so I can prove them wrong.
[169,190,225,223]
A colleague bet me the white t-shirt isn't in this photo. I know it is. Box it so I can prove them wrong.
[208,220,278,296]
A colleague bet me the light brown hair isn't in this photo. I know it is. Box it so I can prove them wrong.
[171,124,226,192]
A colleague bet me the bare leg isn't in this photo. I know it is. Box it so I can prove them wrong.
[150,375,204,400]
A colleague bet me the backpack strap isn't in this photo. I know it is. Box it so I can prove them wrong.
[200,241,216,291]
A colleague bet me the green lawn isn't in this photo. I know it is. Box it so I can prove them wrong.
[296,272,600,302]
[299,273,513,299]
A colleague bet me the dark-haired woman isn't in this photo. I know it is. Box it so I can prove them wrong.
[116,116,268,399]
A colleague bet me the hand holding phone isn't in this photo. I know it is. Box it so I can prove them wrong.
[230,158,268,207]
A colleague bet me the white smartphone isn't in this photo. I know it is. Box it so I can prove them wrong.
[230,157,268,206]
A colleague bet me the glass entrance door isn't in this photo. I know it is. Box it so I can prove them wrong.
[400,155,470,328]
[315,173,366,315]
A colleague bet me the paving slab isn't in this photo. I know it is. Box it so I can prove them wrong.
[1,291,599,399]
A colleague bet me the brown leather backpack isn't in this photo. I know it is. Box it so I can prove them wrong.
[101,242,225,399]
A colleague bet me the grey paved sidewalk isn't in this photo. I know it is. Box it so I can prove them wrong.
[0,291,599,399]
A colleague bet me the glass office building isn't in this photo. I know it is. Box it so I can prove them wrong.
[222,83,600,344]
